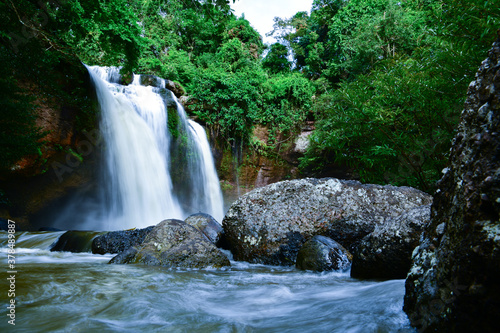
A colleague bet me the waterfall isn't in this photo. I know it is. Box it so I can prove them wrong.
[86,65,224,229]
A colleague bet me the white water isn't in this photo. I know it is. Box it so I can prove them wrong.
[85,66,224,230]
[186,120,225,221]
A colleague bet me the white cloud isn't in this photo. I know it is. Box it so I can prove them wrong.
[230,0,314,45]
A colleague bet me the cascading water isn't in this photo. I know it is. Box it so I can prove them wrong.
[85,65,224,230]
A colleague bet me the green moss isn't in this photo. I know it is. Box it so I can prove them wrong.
[167,105,180,139]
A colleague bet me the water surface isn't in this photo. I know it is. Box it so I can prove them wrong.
[1,231,414,332]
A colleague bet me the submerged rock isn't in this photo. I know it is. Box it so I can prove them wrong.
[222,178,431,266]
[404,37,500,331]
[91,226,154,254]
[296,235,352,272]
[351,205,431,280]
[184,213,223,245]
[110,219,230,268]
[51,230,104,252]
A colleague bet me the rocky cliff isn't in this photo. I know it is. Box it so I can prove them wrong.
[0,57,100,230]
[404,36,500,332]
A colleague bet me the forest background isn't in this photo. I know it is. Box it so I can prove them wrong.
[1,0,499,197]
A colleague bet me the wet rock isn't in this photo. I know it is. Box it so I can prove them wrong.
[165,79,186,98]
[109,246,138,264]
[184,213,223,245]
[296,235,352,272]
[351,205,431,280]
[404,37,500,332]
[223,178,432,266]
[50,230,104,252]
[137,74,184,97]
[91,226,154,254]
[110,219,230,269]
[139,74,161,87]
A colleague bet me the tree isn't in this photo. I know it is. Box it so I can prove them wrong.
[300,0,500,192]
[262,43,291,74]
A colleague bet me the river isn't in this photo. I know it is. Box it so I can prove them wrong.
[1,231,415,332]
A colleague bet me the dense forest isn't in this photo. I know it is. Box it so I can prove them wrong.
[1,0,499,196]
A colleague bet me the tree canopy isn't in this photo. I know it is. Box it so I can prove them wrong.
[1,0,499,192]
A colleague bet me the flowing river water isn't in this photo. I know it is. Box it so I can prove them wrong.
[1,231,415,332]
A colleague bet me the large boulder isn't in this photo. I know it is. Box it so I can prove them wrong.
[296,235,352,272]
[91,226,154,254]
[222,178,432,266]
[404,38,500,332]
[110,219,230,269]
[351,205,431,280]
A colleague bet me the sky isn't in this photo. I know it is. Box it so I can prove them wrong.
[230,0,314,45]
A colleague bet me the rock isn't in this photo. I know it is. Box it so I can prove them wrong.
[137,74,185,97]
[296,235,352,272]
[184,213,223,245]
[404,38,500,332]
[165,79,186,98]
[109,246,139,264]
[139,74,161,87]
[50,230,104,252]
[110,219,230,269]
[1,59,100,230]
[222,178,432,266]
[91,226,154,254]
[351,205,431,280]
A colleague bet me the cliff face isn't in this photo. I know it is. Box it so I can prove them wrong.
[404,36,500,332]
[0,57,100,230]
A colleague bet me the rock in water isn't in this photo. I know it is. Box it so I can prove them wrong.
[110,219,230,269]
[184,213,224,245]
[351,205,431,280]
[404,38,500,332]
[296,235,352,272]
[51,231,104,252]
[91,226,154,254]
[222,178,431,265]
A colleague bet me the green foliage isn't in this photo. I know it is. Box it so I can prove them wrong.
[0,64,44,172]
[188,38,266,143]
[262,43,291,74]
[5,0,496,195]
[261,72,315,139]
[299,0,500,192]
[167,105,181,139]
[301,50,462,190]
[0,0,145,172]
[270,0,432,81]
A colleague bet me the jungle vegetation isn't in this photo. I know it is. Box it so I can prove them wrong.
[1,0,498,192]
